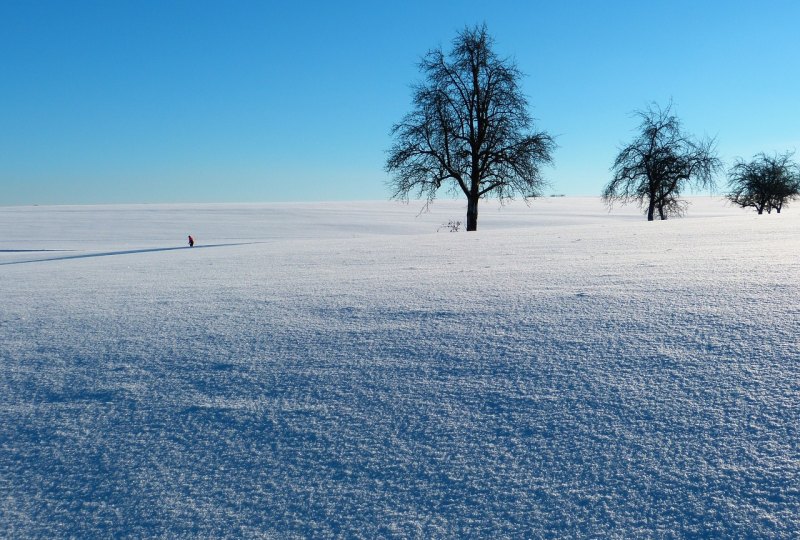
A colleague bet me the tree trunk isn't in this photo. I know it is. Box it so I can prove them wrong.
[647,198,656,221]
[466,196,479,231]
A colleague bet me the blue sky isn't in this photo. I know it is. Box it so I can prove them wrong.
[1,0,798,205]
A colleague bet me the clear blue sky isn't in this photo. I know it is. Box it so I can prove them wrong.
[1,0,798,205]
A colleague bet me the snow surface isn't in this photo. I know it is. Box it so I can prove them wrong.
[1,197,798,537]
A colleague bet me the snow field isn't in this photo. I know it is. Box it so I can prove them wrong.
[1,198,798,537]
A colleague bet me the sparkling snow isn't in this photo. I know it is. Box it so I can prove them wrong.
[1,198,798,537]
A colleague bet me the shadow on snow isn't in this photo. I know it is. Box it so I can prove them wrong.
[0,249,74,253]
[0,242,262,266]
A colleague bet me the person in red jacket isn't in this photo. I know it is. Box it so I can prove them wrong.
[188,235,194,247]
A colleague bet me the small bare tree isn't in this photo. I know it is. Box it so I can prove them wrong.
[727,152,800,214]
[603,103,721,221]
[386,25,555,231]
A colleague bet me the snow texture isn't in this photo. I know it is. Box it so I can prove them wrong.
[1,198,798,538]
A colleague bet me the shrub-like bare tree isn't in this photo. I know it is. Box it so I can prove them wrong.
[603,103,721,221]
[386,25,555,231]
[727,152,800,214]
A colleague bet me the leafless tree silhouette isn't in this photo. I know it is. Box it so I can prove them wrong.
[603,103,721,221]
[727,152,800,214]
[386,24,554,231]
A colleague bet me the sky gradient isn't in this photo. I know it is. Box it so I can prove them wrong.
[2,0,799,205]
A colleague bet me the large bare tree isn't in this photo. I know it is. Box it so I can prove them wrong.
[727,152,800,214]
[386,25,555,231]
[603,103,721,221]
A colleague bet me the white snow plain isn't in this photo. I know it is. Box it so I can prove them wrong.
[1,197,798,538]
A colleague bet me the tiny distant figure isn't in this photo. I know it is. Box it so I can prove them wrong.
[188,235,195,247]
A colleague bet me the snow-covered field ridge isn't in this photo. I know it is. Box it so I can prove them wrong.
[1,198,798,537]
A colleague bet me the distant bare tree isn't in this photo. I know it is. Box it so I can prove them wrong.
[603,103,721,221]
[386,24,555,231]
[727,152,800,214]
